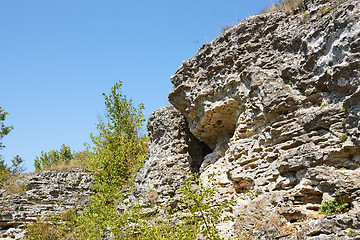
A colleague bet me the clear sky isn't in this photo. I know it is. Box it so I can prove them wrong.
[1,0,272,172]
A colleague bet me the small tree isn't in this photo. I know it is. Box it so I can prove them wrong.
[0,107,13,153]
[25,81,148,239]
[0,107,25,184]
[10,155,25,175]
[90,80,147,187]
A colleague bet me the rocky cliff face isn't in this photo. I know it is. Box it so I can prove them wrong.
[141,0,360,239]
[0,169,93,240]
[131,106,211,205]
[2,0,359,239]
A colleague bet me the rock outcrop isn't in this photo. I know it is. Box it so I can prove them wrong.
[131,106,211,205]
[149,0,359,238]
[0,169,93,239]
[2,0,359,239]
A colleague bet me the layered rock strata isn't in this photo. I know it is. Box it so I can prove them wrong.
[0,169,93,240]
[166,0,360,238]
[131,106,211,205]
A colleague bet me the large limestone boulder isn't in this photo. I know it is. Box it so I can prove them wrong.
[168,0,360,238]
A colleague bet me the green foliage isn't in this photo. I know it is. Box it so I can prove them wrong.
[341,118,346,126]
[34,144,73,171]
[25,208,79,240]
[25,176,234,240]
[0,159,10,184]
[339,133,348,142]
[75,80,147,238]
[26,81,148,239]
[0,107,13,150]
[0,108,25,185]
[342,105,347,112]
[284,78,294,85]
[26,81,232,239]
[90,80,146,187]
[178,176,235,240]
[319,199,349,216]
[10,155,25,175]
[346,228,357,236]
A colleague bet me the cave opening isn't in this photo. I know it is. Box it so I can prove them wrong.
[186,129,212,172]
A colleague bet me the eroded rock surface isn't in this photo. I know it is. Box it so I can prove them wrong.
[168,0,360,238]
[131,106,210,205]
[0,169,93,240]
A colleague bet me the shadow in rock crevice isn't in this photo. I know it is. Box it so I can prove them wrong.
[186,126,212,172]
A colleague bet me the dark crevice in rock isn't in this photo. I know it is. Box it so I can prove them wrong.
[186,125,212,172]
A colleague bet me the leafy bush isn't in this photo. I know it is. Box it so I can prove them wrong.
[319,199,349,216]
[89,80,147,187]
[178,176,234,239]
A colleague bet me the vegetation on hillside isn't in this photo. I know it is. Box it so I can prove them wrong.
[25,80,147,239]
[24,81,234,239]
[271,0,306,12]
[34,144,74,171]
[0,107,25,186]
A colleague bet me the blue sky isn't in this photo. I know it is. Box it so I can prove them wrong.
[0,0,272,172]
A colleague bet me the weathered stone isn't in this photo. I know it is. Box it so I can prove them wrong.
[167,0,360,238]
[131,106,211,205]
[0,169,93,239]
[2,0,360,239]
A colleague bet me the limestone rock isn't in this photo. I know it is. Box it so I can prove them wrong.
[132,106,210,205]
[0,169,93,239]
[168,0,360,238]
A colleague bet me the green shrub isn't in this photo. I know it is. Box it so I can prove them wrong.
[339,133,348,142]
[34,144,74,171]
[178,176,235,240]
[346,228,357,236]
[319,199,349,216]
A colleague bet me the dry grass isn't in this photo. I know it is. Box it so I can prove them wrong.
[264,0,344,14]
[36,150,91,172]
[2,174,29,195]
[40,159,87,172]
[265,0,306,13]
